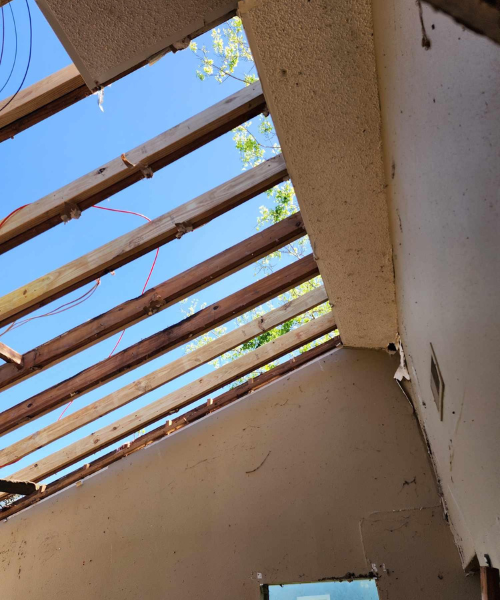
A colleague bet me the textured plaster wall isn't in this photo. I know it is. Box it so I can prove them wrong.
[36,0,238,88]
[0,349,478,599]
[240,0,398,349]
[372,0,500,568]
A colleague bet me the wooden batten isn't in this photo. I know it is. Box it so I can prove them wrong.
[0,342,22,367]
[0,65,86,140]
[0,214,306,391]
[0,154,287,328]
[0,254,319,436]
[0,82,265,253]
[0,338,341,519]
[0,286,328,466]
[2,312,337,487]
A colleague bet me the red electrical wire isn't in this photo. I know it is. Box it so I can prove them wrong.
[0,203,30,229]
[57,205,160,420]
[0,202,160,424]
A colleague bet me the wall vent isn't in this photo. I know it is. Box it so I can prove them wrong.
[430,343,444,420]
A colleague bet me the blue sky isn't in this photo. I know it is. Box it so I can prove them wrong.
[267,580,379,600]
[0,2,300,480]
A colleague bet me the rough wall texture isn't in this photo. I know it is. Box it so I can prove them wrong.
[0,349,477,599]
[372,0,500,568]
[36,0,238,88]
[240,0,398,349]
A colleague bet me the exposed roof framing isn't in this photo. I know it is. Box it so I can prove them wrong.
[0,153,287,328]
[0,254,318,436]
[0,82,266,254]
[0,286,328,467]
[2,311,336,489]
[0,8,237,142]
[0,70,336,514]
[0,213,306,391]
[0,337,341,520]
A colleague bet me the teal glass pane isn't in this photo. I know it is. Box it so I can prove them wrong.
[268,580,379,600]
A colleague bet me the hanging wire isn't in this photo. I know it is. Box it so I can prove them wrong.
[0,7,5,67]
[0,201,160,424]
[0,0,32,114]
[0,3,19,95]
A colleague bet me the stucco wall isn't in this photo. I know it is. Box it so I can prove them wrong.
[240,0,398,349]
[372,0,500,568]
[0,349,477,599]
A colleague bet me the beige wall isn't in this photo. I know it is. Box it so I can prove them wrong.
[0,349,477,599]
[372,0,500,568]
[240,0,398,349]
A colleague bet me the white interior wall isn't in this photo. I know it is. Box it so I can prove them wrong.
[372,0,500,568]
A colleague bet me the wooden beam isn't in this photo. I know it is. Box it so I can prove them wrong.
[0,337,341,519]
[481,567,500,600]
[0,65,88,142]
[0,9,238,143]
[0,214,306,391]
[0,1,13,7]
[3,312,336,486]
[0,286,328,466]
[0,82,266,253]
[0,254,318,436]
[0,478,38,496]
[0,154,287,328]
[422,0,500,46]
[0,342,22,367]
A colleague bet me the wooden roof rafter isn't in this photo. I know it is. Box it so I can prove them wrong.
[0,82,266,254]
[0,213,306,391]
[0,153,287,328]
[0,285,329,468]
[0,254,319,436]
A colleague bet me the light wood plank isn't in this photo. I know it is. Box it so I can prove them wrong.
[3,312,336,485]
[0,154,287,328]
[0,254,318,435]
[0,214,306,391]
[0,82,265,252]
[0,342,22,367]
[0,286,328,466]
[0,64,84,130]
[0,337,341,518]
